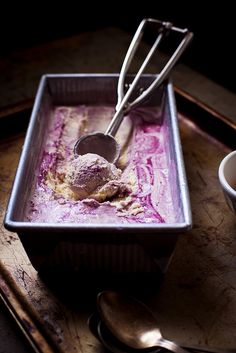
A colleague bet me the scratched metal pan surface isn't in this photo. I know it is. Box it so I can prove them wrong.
[4,74,192,272]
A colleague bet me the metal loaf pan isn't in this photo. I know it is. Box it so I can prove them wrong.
[4,74,192,274]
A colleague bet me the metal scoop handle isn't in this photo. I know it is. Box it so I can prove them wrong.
[106,18,193,137]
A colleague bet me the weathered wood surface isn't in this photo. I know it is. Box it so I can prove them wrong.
[1,109,236,352]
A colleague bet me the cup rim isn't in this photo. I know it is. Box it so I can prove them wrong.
[218,150,236,197]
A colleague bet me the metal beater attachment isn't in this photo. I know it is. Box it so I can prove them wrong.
[74,18,193,163]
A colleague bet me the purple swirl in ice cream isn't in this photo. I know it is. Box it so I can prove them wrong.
[26,106,176,224]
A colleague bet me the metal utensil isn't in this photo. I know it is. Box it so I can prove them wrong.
[97,317,234,353]
[74,18,193,163]
[97,291,234,353]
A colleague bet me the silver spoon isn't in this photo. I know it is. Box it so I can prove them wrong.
[74,18,193,163]
[97,291,234,353]
[97,315,232,353]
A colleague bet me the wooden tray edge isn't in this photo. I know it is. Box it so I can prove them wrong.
[0,264,59,353]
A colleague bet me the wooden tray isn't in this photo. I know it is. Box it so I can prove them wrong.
[1,88,236,352]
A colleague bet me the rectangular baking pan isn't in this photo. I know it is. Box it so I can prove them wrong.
[4,74,192,273]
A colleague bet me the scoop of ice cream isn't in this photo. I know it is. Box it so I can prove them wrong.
[67,153,129,201]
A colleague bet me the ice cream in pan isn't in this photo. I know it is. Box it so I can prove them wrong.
[27,105,175,224]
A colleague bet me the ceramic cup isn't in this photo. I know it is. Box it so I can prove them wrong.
[218,150,236,213]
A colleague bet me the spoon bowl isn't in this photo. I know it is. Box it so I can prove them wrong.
[97,291,187,353]
[74,132,120,164]
[88,312,158,353]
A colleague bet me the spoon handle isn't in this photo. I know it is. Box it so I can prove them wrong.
[158,338,191,353]
[105,19,193,137]
[161,339,234,353]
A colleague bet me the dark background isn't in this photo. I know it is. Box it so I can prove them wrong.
[1,2,235,92]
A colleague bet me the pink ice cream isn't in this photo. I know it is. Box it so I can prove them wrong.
[26,106,176,224]
[67,153,129,201]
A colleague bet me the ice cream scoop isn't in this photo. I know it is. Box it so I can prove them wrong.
[74,18,193,163]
